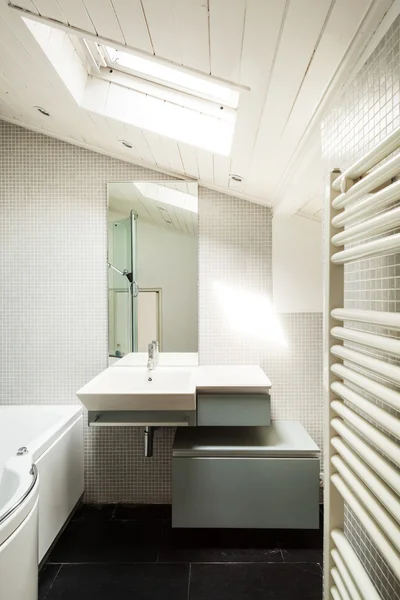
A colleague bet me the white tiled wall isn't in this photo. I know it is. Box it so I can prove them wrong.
[322,14,400,600]
[0,120,323,503]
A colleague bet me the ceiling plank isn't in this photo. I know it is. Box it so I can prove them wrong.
[213,154,230,188]
[162,205,180,231]
[171,205,184,233]
[209,0,246,83]
[299,194,323,216]
[0,23,85,140]
[229,0,286,191]
[142,130,171,169]
[9,0,38,12]
[110,0,153,53]
[53,0,97,33]
[100,116,144,161]
[141,0,182,63]
[172,0,209,73]
[160,137,185,174]
[99,115,156,164]
[31,0,66,22]
[196,148,214,182]
[118,123,156,164]
[245,0,332,200]
[79,112,118,149]
[228,176,246,195]
[0,7,93,130]
[0,86,31,121]
[81,0,125,43]
[178,143,199,178]
[261,0,373,197]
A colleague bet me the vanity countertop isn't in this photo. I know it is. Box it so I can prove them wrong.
[194,366,271,393]
[112,362,271,393]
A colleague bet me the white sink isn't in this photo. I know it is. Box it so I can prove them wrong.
[77,367,196,411]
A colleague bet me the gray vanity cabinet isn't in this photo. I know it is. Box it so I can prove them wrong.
[196,392,271,426]
[172,423,320,529]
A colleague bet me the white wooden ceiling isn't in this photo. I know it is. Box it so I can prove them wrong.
[109,181,198,236]
[0,0,392,217]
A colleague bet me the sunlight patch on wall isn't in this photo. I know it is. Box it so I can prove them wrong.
[214,283,286,346]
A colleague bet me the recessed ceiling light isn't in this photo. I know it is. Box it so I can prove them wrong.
[120,140,133,148]
[34,106,50,116]
[229,173,243,182]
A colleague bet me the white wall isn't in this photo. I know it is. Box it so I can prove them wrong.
[272,215,322,313]
[137,219,198,352]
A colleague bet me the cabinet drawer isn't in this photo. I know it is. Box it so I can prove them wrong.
[197,393,270,426]
[173,456,320,528]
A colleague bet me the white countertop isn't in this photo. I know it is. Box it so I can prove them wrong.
[111,356,271,393]
[173,421,319,457]
[194,365,271,393]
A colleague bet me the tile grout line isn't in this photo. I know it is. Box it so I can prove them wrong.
[45,559,321,565]
[42,564,62,600]
[187,563,192,600]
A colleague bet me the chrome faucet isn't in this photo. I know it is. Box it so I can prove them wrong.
[147,340,159,370]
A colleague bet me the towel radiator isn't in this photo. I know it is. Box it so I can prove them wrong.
[324,126,400,599]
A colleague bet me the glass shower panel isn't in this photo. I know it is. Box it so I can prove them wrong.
[130,210,138,352]
[108,216,132,357]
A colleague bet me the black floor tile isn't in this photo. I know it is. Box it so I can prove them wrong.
[45,564,189,600]
[160,527,283,563]
[72,503,116,522]
[114,504,172,521]
[48,519,162,563]
[189,563,322,600]
[278,516,323,563]
[281,546,323,564]
[39,564,61,600]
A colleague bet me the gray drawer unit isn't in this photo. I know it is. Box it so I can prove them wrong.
[197,393,270,426]
[172,422,320,529]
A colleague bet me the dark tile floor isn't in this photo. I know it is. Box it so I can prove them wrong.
[39,504,323,600]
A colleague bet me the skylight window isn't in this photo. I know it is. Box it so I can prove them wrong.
[133,182,198,214]
[23,15,241,156]
[103,47,239,109]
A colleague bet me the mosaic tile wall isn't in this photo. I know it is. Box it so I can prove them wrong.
[322,14,400,600]
[0,120,323,503]
[198,187,323,453]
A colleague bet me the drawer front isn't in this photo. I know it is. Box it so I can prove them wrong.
[173,456,320,529]
[197,393,270,426]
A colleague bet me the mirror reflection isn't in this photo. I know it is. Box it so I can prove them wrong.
[108,181,198,357]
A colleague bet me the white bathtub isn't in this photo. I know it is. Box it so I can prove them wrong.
[0,405,84,600]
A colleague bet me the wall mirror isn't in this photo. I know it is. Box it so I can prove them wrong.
[107,181,198,358]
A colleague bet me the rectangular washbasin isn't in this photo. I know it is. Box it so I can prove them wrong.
[76,367,196,411]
